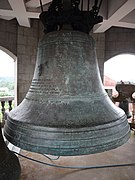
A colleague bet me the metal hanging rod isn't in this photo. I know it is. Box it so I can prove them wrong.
[39,0,43,12]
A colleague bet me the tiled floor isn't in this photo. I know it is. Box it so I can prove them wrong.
[19,131,135,180]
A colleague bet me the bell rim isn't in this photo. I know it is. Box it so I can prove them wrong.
[4,116,130,156]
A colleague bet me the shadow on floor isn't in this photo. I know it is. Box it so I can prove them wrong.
[19,131,135,180]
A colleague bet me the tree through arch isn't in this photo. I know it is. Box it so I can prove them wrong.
[0,47,17,124]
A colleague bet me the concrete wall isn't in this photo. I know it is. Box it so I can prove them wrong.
[105,27,135,61]
[0,18,135,103]
[0,19,17,56]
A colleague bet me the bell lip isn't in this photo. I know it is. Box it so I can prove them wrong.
[6,95,126,129]
[6,112,126,130]
[4,115,130,156]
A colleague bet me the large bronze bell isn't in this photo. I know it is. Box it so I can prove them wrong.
[0,125,21,179]
[4,30,130,156]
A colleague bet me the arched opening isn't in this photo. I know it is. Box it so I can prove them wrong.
[104,54,135,82]
[104,53,135,124]
[0,47,17,124]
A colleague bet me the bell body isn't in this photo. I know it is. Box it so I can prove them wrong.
[4,31,130,156]
[0,126,21,179]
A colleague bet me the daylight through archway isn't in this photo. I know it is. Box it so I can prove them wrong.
[104,54,135,121]
[104,53,135,95]
[0,49,15,96]
[0,49,16,124]
[104,54,135,83]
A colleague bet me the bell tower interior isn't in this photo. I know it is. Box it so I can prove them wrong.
[0,0,135,179]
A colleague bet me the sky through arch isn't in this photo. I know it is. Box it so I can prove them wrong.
[104,54,135,82]
[0,50,14,77]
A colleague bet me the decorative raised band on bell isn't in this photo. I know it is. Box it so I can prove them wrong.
[4,31,130,156]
